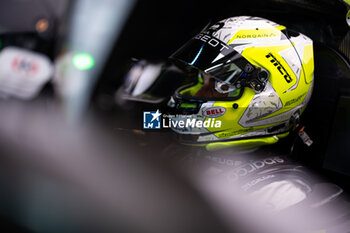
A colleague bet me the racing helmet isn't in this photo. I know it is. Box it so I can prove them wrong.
[167,16,314,150]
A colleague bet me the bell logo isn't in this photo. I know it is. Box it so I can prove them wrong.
[204,107,226,118]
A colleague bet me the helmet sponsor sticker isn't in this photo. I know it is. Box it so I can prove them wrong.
[266,53,292,83]
[203,107,226,118]
[228,28,281,44]
[193,33,230,52]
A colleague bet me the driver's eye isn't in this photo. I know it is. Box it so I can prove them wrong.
[217,82,229,91]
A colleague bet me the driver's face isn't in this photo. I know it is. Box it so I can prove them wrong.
[193,72,228,98]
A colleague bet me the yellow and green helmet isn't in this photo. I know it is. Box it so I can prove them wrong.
[167,16,314,151]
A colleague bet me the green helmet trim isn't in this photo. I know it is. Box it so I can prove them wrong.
[180,103,198,108]
[179,82,202,96]
[205,132,289,151]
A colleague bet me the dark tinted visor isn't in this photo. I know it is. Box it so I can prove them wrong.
[169,33,253,79]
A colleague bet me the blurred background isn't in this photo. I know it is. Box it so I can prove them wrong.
[0,0,350,232]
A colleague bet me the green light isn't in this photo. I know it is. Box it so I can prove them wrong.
[73,53,95,70]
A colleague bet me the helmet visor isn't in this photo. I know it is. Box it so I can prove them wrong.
[169,33,244,75]
[169,33,258,96]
